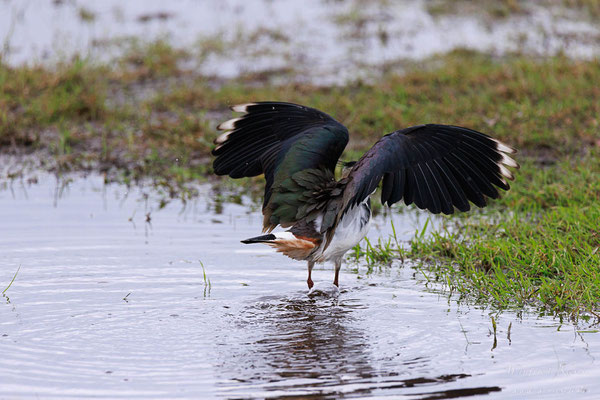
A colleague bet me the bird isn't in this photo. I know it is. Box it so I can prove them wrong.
[212,101,519,290]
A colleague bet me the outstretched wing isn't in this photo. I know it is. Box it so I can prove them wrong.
[212,102,349,230]
[343,124,519,215]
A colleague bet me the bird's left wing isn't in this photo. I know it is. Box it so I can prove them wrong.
[342,124,519,215]
[212,102,349,231]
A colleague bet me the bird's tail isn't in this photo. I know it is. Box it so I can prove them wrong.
[241,233,276,244]
[241,231,318,260]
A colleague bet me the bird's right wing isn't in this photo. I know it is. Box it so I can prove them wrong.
[341,124,519,215]
[212,102,349,231]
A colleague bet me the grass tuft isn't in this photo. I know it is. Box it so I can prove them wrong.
[2,266,20,302]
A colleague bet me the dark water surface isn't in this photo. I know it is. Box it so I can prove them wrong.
[0,175,598,399]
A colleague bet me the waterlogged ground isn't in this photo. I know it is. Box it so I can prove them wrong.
[0,174,599,399]
[1,0,600,83]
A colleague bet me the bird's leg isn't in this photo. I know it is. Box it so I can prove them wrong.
[333,258,342,287]
[307,261,314,289]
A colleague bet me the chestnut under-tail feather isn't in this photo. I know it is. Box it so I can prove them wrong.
[242,232,319,260]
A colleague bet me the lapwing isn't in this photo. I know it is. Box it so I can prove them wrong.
[212,102,519,289]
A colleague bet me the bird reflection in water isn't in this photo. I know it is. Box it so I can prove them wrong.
[217,294,372,388]
[214,292,500,398]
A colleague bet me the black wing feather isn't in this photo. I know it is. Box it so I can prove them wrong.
[426,162,453,215]
[343,124,519,215]
[433,158,470,212]
[444,154,487,207]
[390,169,405,204]
[420,141,454,214]
[403,168,417,206]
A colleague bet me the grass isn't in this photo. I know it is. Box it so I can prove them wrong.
[0,43,214,197]
[410,155,600,318]
[200,261,212,298]
[350,220,407,270]
[2,266,20,303]
[1,41,600,317]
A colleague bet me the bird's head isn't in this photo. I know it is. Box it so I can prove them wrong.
[340,160,357,179]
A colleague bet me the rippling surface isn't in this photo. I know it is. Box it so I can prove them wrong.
[0,175,598,399]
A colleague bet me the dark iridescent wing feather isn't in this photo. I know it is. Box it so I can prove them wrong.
[212,102,349,230]
[343,124,519,215]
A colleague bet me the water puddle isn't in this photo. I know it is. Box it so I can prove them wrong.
[1,0,599,83]
[0,174,598,398]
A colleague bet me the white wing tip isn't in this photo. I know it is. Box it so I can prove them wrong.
[217,117,241,131]
[493,139,517,154]
[214,130,232,145]
[231,103,256,113]
[499,164,515,181]
[500,153,520,169]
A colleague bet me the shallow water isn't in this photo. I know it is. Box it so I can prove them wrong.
[0,175,599,399]
[1,0,599,83]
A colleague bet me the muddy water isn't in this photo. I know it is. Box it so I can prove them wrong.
[0,175,599,399]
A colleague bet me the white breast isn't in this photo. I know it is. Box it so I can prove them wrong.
[317,200,371,262]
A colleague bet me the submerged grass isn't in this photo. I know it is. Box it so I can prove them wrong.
[1,41,600,317]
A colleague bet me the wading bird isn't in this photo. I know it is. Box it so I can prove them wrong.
[212,102,519,289]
